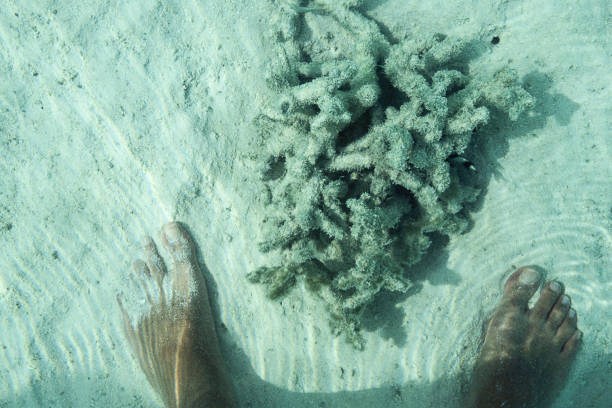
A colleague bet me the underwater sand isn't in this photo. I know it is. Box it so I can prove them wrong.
[0,0,610,407]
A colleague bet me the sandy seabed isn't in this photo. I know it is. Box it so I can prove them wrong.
[0,1,610,407]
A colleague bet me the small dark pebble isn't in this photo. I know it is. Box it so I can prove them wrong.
[491,36,500,44]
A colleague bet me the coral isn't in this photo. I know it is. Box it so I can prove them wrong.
[246,1,534,348]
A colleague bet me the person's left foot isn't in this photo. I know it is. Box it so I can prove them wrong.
[117,222,236,408]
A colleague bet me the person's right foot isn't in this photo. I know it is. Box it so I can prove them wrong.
[117,222,236,408]
[467,266,582,408]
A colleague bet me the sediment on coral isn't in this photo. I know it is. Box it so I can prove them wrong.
[246,1,534,349]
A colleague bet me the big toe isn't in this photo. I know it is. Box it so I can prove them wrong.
[162,222,196,260]
[161,222,201,280]
[501,266,543,308]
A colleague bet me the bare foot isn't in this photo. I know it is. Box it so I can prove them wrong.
[117,222,236,408]
[467,266,582,408]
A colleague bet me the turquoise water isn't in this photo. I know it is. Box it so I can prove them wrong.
[0,1,609,407]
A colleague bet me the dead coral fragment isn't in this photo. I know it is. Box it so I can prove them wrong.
[249,5,534,348]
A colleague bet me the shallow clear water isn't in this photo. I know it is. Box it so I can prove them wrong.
[0,1,609,407]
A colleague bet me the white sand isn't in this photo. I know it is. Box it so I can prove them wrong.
[0,0,610,407]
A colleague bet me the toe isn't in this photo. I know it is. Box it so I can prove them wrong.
[116,294,130,327]
[133,258,151,278]
[531,280,564,321]
[547,294,571,329]
[554,308,578,350]
[161,222,197,261]
[133,260,155,304]
[143,236,167,285]
[161,222,201,284]
[116,294,137,348]
[560,329,582,360]
[501,266,542,308]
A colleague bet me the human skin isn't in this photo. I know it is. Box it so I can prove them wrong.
[117,222,236,408]
[118,223,581,408]
[466,266,582,407]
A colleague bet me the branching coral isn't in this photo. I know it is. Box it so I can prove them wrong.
[247,2,534,348]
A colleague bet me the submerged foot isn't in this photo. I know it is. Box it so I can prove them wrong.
[117,222,236,408]
[467,266,582,408]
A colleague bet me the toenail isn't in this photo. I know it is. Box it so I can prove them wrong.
[518,267,540,284]
[568,309,576,319]
[577,330,583,340]
[549,281,561,293]
[164,223,180,244]
[561,295,570,305]
[142,236,154,247]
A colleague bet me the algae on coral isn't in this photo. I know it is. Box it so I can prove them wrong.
[247,1,534,348]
